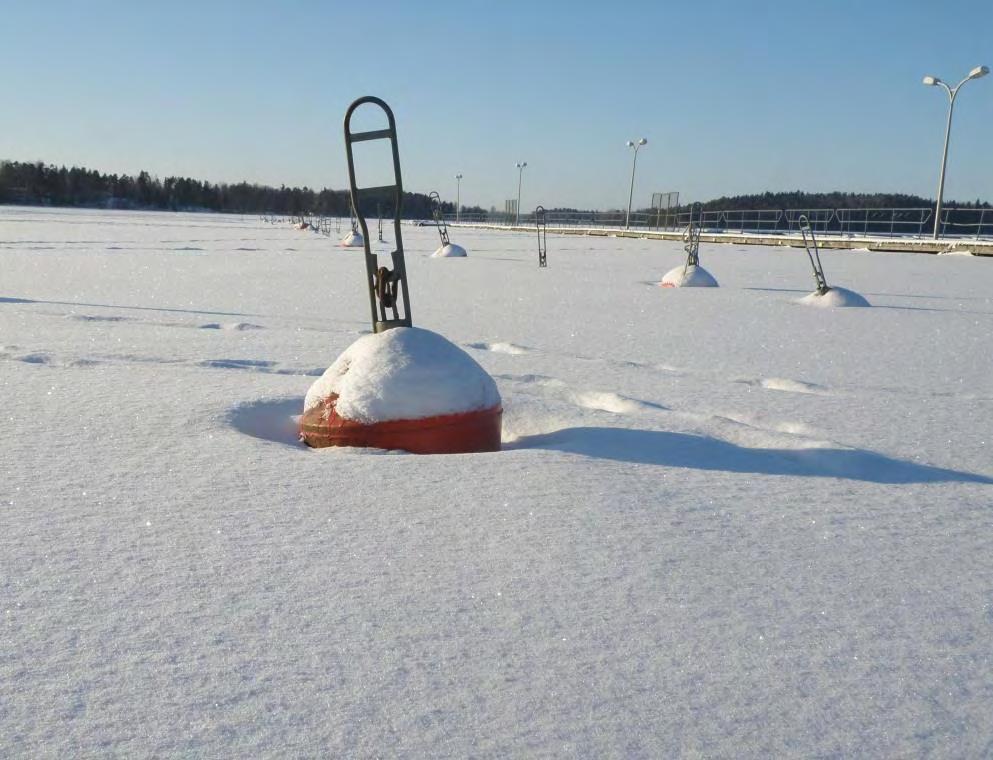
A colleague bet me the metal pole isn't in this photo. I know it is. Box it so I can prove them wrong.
[923,66,989,239]
[455,174,462,223]
[626,148,639,229]
[515,162,526,225]
[625,138,646,230]
[933,90,956,239]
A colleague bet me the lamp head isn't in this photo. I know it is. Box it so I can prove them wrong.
[968,65,989,80]
[626,140,634,147]
[638,137,648,146]
[922,75,940,86]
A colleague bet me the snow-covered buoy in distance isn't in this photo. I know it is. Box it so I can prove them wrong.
[299,327,502,453]
[660,204,718,288]
[660,263,718,288]
[339,229,364,247]
[797,287,870,308]
[432,243,467,258]
[428,190,468,258]
[795,215,869,308]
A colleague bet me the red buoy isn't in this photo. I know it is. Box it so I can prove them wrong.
[300,394,502,453]
[299,98,503,455]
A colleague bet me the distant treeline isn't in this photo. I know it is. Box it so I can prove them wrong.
[0,160,486,219]
[4,160,989,218]
[675,190,989,212]
[552,190,990,216]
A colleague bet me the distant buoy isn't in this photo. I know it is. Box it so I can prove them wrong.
[300,327,502,453]
[797,287,870,308]
[660,264,718,288]
[432,243,467,258]
[340,230,364,247]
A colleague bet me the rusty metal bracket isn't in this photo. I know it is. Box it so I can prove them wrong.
[682,202,702,276]
[535,205,547,267]
[343,96,412,332]
[798,214,830,295]
[430,191,451,247]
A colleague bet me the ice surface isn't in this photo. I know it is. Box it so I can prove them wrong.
[432,242,468,258]
[304,326,500,422]
[660,262,719,287]
[2,207,992,757]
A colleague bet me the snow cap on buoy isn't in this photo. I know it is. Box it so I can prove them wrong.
[660,264,718,288]
[432,243,467,258]
[300,327,502,453]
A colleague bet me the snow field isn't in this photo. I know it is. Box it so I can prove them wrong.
[2,207,992,756]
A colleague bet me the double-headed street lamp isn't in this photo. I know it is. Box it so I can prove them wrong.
[922,65,988,239]
[625,138,647,229]
[455,173,463,223]
[515,161,527,224]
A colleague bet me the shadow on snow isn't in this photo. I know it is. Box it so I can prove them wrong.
[226,397,305,449]
[508,426,992,484]
[0,295,259,318]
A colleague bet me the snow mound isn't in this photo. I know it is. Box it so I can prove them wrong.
[432,243,467,258]
[660,264,718,288]
[482,342,531,355]
[340,231,364,247]
[938,249,974,257]
[199,322,263,331]
[304,327,501,423]
[797,287,870,308]
[758,377,828,395]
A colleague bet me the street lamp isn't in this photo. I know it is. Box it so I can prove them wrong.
[625,138,647,230]
[922,65,988,239]
[455,173,463,223]
[515,161,527,224]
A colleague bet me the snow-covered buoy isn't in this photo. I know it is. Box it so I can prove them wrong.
[427,191,468,257]
[300,327,502,452]
[340,230,364,247]
[660,206,718,288]
[300,95,502,454]
[432,243,467,258]
[794,216,869,307]
[797,287,870,308]
[660,263,718,288]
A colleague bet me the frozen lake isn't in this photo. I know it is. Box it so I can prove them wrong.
[2,206,992,756]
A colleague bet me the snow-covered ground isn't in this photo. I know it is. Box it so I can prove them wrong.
[2,206,992,757]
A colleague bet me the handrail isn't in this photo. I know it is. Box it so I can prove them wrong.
[442,206,992,239]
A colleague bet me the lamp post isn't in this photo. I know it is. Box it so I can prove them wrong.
[455,173,463,223]
[515,161,527,224]
[922,65,988,239]
[625,138,647,230]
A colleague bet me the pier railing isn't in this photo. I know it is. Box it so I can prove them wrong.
[445,206,993,239]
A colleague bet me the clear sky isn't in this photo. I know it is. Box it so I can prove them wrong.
[2,0,991,211]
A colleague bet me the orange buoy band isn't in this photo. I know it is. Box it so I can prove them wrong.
[300,394,502,454]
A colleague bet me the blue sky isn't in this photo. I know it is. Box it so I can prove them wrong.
[2,0,991,210]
